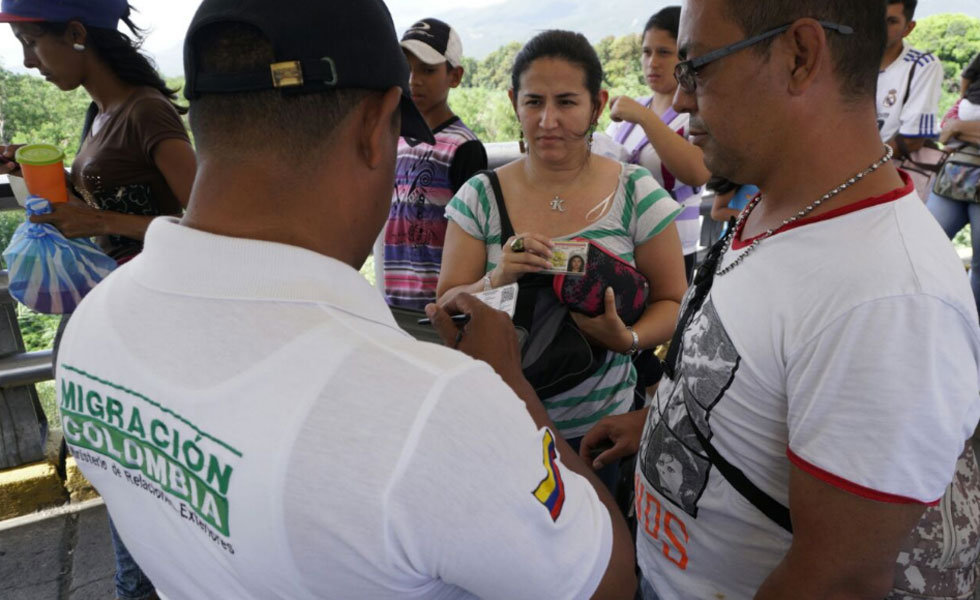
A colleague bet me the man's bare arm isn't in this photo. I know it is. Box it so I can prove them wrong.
[941,119,980,146]
[755,464,926,600]
[888,135,927,158]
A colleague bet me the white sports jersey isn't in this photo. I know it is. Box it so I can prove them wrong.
[877,41,943,143]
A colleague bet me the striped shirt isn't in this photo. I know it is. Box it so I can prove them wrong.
[384,117,485,309]
[607,101,702,256]
[446,164,681,438]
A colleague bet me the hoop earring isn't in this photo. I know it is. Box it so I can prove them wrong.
[519,129,526,154]
[73,43,85,51]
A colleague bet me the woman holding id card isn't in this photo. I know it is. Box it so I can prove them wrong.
[438,30,687,491]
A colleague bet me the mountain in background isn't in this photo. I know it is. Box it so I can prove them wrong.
[115,0,980,76]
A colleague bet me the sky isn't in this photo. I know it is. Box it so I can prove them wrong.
[0,0,503,74]
[0,0,977,77]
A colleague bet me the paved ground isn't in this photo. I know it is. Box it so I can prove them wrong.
[0,498,114,600]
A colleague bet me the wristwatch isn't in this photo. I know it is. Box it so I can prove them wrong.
[625,326,640,355]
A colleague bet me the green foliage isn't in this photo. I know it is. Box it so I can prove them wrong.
[469,42,522,91]
[17,306,61,352]
[907,14,980,117]
[37,380,59,431]
[450,87,522,142]
[0,210,24,268]
[595,33,647,97]
[954,224,972,250]
[459,56,479,88]
[0,68,91,162]
[908,13,980,79]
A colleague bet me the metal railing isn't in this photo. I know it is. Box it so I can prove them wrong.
[0,180,52,469]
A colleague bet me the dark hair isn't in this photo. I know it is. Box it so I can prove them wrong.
[511,30,603,113]
[28,10,186,117]
[722,0,886,101]
[188,22,374,164]
[644,6,681,39]
[889,0,917,22]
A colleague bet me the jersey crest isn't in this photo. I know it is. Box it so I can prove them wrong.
[884,89,898,108]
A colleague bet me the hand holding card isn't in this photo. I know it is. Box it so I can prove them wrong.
[545,240,589,275]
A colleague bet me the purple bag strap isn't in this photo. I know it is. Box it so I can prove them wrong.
[615,98,681,165]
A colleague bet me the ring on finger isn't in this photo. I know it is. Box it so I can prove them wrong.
[510,237,525,253]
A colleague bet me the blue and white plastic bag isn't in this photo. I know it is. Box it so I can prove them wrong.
[3,196,117,314]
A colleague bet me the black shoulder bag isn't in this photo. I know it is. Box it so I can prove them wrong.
[481,170,607,399]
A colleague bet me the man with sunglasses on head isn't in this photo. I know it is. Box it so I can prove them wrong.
[580,1,980,599]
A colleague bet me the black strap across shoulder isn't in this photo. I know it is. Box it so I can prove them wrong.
[480,170,513,241]
[902,61,917,107]
[690,422,793,533]
[480,169,552,324]
[667,231,794,534]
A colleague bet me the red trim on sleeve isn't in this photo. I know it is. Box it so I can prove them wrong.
[732,170,914,250]
[786,448,940,506]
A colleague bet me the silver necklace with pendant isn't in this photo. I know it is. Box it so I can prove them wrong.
[546,159,590,213]
[716,144,894,276]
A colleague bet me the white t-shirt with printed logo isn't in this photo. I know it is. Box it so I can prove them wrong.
[58,218,612,600]
[877,41,944,143]
[635,175,980,600]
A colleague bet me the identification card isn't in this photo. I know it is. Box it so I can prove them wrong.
[544,240,589,275]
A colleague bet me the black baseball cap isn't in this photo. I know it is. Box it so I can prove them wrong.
[183,0,434,145]
[401,18,463,68]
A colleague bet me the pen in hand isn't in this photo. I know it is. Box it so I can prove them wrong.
[417,313,471,327]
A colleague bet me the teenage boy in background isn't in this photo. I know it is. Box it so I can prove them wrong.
[876,0,942,158]
[379,18,487,309]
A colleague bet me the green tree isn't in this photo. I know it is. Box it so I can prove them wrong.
[450,87,521,142]
[595,33,646,97]
[459,56,479,88]
[907,13,980,116]
[473,41,522,91]
[0,67,90,162]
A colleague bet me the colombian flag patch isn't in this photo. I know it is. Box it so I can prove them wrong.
[532,429,566,522]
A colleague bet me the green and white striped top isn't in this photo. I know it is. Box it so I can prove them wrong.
[446,163,682,439]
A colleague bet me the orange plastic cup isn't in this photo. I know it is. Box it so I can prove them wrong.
[15,144,68,203]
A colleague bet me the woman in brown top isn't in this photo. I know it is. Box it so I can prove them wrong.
[0,3,196,600]
[0,0,196,263]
